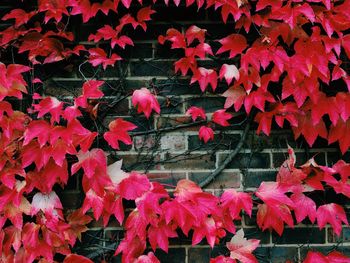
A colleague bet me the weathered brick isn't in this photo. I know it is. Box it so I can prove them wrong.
[218,153,271,169]
[188,133,240,151]
[134,135,158,150]
[272,228,325,244]
[188,247,211,262]
[189,171,241,189]
[163,153,216,170]
[161,134,187,151]
[327,151,350,165]
[156,115,197,130]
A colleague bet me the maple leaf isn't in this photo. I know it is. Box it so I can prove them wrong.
[219,64,240,85]
[2,9,37,28]
[190,67,218,92]
[212,109,233,127]
[303,251,328,263]
[216,34,247,58]
[0,63,31,101]
[186,106,206,121]
[198,125,214,143]
[270,2,315,29]
[185,25,207,45]
[132,88,160,118]
[210,256,236,263]
[316,203,348,236]
[32,96,63,124]
[158,28,186,49]
[117,172,151,200]
[75,80,104,108]
[137,7,156,31]
[328,119,350,154]
[192,217,218,247]
[326,251,350,262]
[226,229,260,263]
[134,252,160,263]
[257,203,294,235]
[107,159,129,185]
[88,48,122,70]
[103,118,137,150]
[255,182,294,208]
[221,189,252,219]
[222,85,246,111]
[82,189,104,220]
[64,254,93,263]
[71,149,107,178]
[147,220,177,252]
[292,112,328,147]
[290,193,316,223]
[31,191,62,216]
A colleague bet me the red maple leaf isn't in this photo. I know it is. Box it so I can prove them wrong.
[103,118,137,150]
[212,109,233,127]
[64,254,93,263]
[75,80,104,108]
[88,48,122,70]
[328,119,350,154]
[216,34,247,58]
[198,125,214,143]
[186,106,206,121]
[131,88,160,118]
[219,64,240,85]
[190,67,218,92]
[291,193,316,223]
[316,203,348,236]
[226,229,260,263]
[221,189,252,219]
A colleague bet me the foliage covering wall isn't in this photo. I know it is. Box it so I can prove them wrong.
[1,0,350,262]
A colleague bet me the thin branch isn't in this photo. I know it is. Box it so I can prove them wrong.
[199,118,251,188]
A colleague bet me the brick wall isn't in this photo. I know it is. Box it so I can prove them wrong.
[1,1,350,262]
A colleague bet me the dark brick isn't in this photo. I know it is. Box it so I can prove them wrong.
[218,153,271,169]
[188,133,240,151]
[186,97,226,112]
[158,96,183,114]
[254,246,299,263]
[155,248,186,263]
[59,191,83,209]
[328,227,350,243]
[154,78,200,95]
[189,171,241,189]
[272,228,325,244]
[244,170,276,188]
[130,60,175,76]
[327,151,350,165]
[272,151,326,168]
[188,247,211,263]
